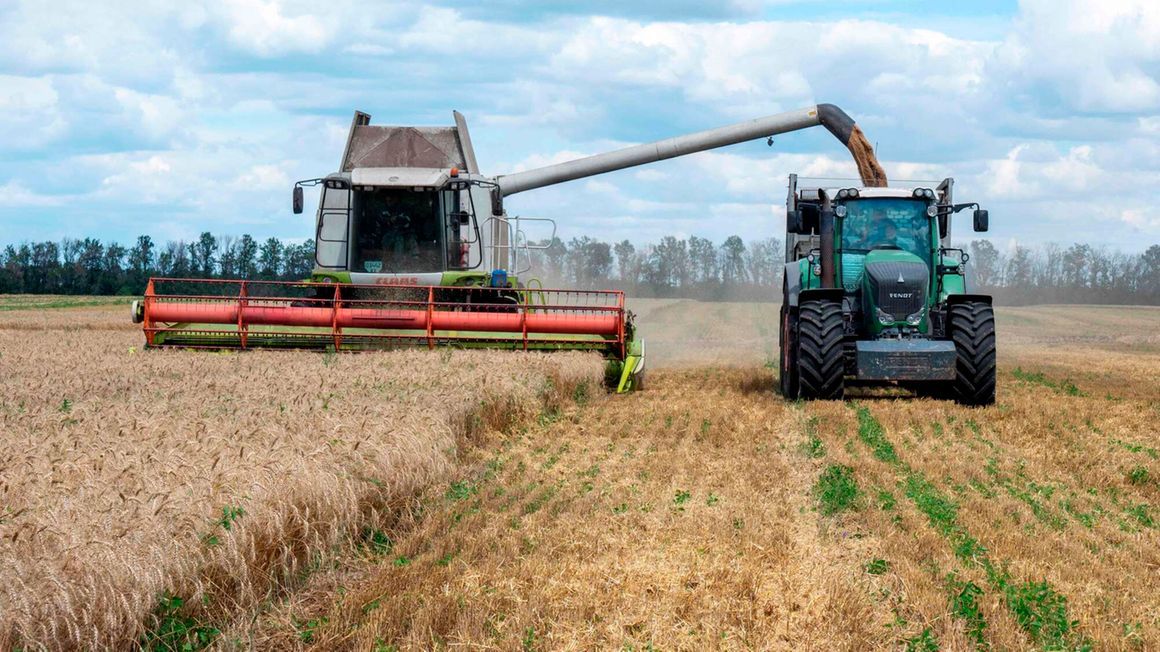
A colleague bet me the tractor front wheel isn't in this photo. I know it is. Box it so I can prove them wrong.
[948,301,996,406]
[797,299,845,400]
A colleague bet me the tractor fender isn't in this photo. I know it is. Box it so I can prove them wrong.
[799,288,845,304]
[783,262,802,306]
[946,293,992,306]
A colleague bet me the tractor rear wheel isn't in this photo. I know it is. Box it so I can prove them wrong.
[797,299,845,400]
[948,301,996,406]
[778,302,799,398]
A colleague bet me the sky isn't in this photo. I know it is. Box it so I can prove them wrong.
[0,0,1157,253]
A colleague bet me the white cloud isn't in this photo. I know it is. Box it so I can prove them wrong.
[0,182,64,207]
[991,0,1160,113]
[212,0,336,56]
[0,1,1157,252]
[0,75,65,148]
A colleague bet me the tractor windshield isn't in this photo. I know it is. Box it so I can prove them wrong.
[351,188,444,274]
[840,198,932,261]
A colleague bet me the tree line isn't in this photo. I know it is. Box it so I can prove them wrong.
[0,233,315,295]
[526,236,1160,304]
[1,231,1157,305]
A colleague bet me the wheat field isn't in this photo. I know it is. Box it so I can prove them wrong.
[2,299,1158,650]
[0,304,602,649]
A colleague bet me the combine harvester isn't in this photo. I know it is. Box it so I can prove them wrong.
[133,104,884,393]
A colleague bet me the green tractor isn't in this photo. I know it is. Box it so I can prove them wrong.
[779,175,996,405]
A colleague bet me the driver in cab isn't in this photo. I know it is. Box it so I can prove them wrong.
[868,212,899,247]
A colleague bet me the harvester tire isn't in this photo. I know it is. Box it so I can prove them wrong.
[778,303,799,398]
[948,301,996,406]
[797,299,844,400]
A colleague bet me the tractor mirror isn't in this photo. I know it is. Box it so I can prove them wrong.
[292,186,304,214]
[786,210,804,234]
[973,209,989,232]
[937,213,948,240]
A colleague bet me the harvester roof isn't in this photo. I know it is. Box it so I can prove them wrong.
[351,167,451,189]
[343,125,471,172]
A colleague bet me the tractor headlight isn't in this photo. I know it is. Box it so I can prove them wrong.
[876,308,895,325]
[835,205,847,217]
[837,189,848,199]
[906,309,925,326]
[926,205,937,217]
[812,263,822,278]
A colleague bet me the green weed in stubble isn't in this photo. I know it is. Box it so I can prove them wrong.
[856,406,1091,649]
[295,615,328,643]
[1111,438,1159,459]
[1012,367,1085,396]
[138,592,220,651]
[360,527,393,557]
[1127,466,1151,485]
[904,628,938,652]
[799,415,826,459]
[1001,578,1089,651]
[855,405,898,464]
[946,573,989,649]
[446,480,478,502]
[814,465,861,515]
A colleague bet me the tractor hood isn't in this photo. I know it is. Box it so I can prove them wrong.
[861,249,930,333]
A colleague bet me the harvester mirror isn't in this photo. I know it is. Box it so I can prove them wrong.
[292,186,304,214]
[786,209,804,234]
[450,210,470,226]
[973,209,989,232]
[938,213,948,240]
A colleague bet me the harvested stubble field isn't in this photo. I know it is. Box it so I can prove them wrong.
[2,298,1159,651]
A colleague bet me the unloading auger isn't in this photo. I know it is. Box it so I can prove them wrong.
[133,104,882,393]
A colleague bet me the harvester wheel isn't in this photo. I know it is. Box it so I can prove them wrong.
[797,299,844,400]
[948,301,996,406]
[778,303,799,398]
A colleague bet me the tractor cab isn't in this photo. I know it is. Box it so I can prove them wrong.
[833,188,939,336]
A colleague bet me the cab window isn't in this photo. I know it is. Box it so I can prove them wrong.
[352,189,444,274]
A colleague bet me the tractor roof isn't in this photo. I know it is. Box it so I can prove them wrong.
[847,187,930,199]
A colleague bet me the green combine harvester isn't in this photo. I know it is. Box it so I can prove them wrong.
[779,174,996,405]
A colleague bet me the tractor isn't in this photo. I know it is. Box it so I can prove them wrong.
[778,175,996,405]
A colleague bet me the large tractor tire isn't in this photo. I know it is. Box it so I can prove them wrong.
[778,299,799,398]
[797,299,845,400]
[948,301,996,406]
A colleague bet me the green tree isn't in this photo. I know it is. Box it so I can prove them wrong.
[258,237,284,279]
[720,235,747,285]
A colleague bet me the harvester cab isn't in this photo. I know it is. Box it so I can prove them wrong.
[779,175,996,405]
[293,110,546,293]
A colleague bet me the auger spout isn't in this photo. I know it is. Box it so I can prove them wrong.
[495,103,886,197]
